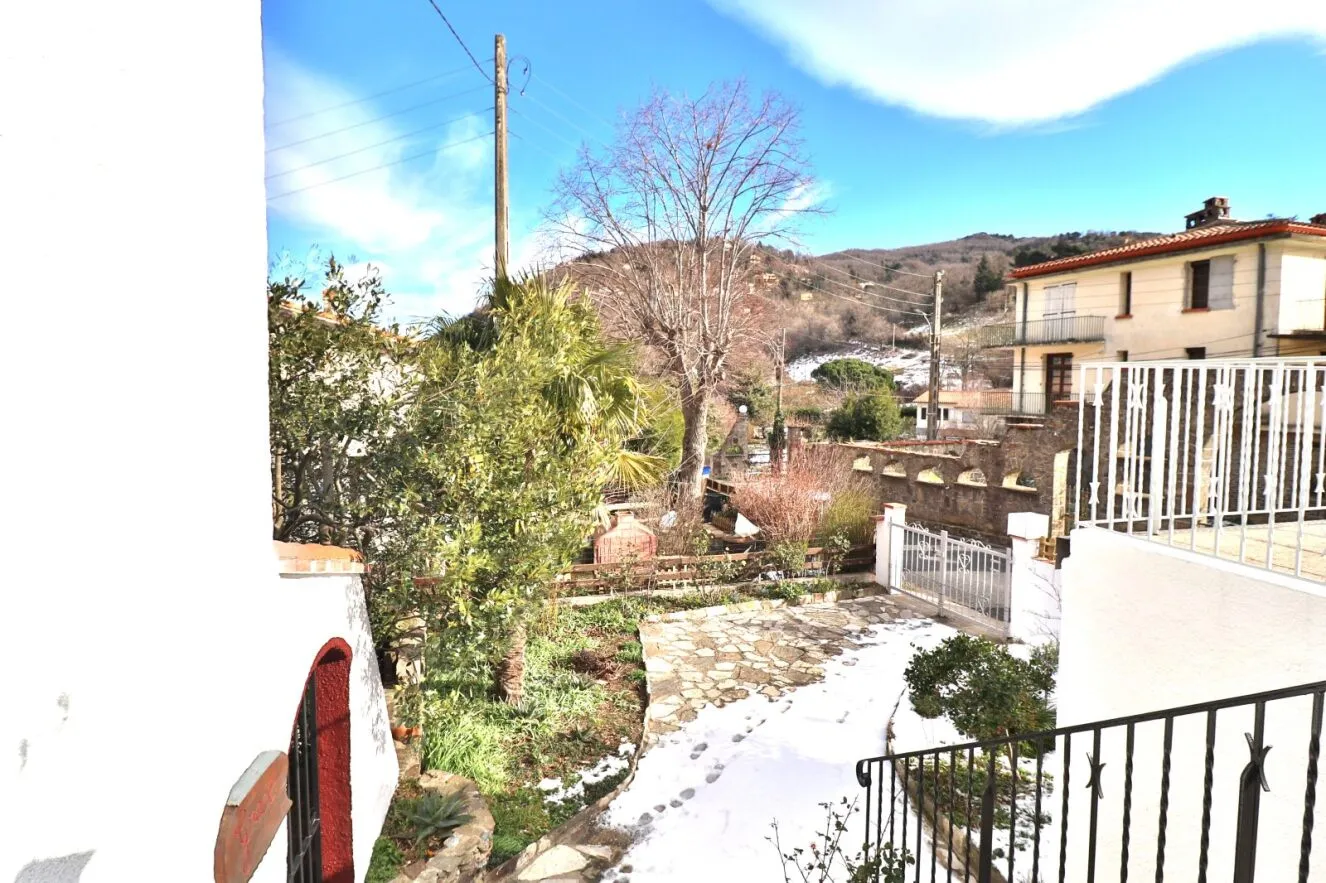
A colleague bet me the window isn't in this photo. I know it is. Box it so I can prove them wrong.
[1186,346,1206,360]
[1043,282,1078,319]
[1120,272,1132,316]
[941,407,950,421]
[919,406,927,421]
[1117,350,1129,362]
[1189,260,1211,309]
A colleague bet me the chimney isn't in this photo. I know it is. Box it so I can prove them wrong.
[1312,212,1326,227]
[1185,196,1232,230]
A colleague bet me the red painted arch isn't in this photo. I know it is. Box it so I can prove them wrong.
[294,637,354,883]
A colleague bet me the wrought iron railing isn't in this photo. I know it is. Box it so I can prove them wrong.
[1076,358,1326,582]
[980,315,1107,348]
[855,679,1325,882]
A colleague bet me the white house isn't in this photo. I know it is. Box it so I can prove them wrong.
[910,389,985,437]
[1,3,397,881]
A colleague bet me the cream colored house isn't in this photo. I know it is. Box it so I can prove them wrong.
[910,389,984,437]
[982,197,1326,413]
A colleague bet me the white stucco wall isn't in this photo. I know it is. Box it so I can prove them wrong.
[1054,527,1326,880]
[0,2,396,880]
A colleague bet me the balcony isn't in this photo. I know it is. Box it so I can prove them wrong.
[968,389,1081,417]
[979,315,1107,349]
[1076,357,1326,583]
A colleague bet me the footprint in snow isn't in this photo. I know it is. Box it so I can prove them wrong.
[690,741,708,759]
[731,733,745,742]
[679,787,696,800]
[837,711,850,724]
[705,768,723,784]
[669,798,683,808]
[653,804,666,813]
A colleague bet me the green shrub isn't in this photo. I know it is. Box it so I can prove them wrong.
[616,640,643,664]
[766,539,809,576]
[420,705,511,792]
[904,634,1057,743]
[811,358,896,391]
[365,836,405,883]
[759,581,806,602]
[826,392,903,442]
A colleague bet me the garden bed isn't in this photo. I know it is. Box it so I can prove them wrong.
[369,596,705,881]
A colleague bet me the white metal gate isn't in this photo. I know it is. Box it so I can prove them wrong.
[889,522,1012,635]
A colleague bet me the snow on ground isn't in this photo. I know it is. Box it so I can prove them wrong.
[786,344,961,390]
[602,616,958,882]
[538,740,635,805]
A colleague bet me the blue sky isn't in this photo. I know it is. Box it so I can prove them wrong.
[263,0,1326,322]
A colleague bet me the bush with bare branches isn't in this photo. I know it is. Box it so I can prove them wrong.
[727,448,874,544]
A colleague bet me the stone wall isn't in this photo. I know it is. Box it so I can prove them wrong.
[825,407,1080,543]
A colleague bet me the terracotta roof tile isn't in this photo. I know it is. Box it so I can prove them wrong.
[1010,219,1326,279]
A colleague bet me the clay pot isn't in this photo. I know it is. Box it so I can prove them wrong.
[391,725,423,742]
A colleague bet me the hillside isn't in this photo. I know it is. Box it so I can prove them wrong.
[553,228,1159,402]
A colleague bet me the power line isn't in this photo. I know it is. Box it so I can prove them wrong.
[509,106,580,150]
[821,252,935,280]
[266,63,488,128]
[266,130,494,201]
[266,85,488,153]
[809,269,933,311]
[530,72,617,132]
[519,90,604,145]
[422,0,494,84]
[812,260,932,304]
[266,109,490,181]
[509,129,567,163]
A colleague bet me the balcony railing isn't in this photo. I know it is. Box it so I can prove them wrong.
[980,315,1107,348]
[855,678,1325,881]
[969,390,1080,417]
[1076,357,1326,582]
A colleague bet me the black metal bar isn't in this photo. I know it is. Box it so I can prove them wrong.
[978,750,996,883]
[862,761,874,869]
[1059,732,1071,883]
[287,674,322,883]
[901,758,909,876]
[966,747,975,878]
[1233,701,1270,883]
[1198,709,1216,882]
[948,751,956,883]
[856,679,1326,766]
[888,760,896,853]
[932,751,941,883]
[1087,728,1101,883]
[1121,722,1134,883]
[1009,740,1018,883]
[1300,691,1324,883]
[917,755,925,883]
[1033,738,1043,883]
[1155,716,1173,883]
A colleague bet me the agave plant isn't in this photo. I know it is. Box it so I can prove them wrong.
[402,791,473,845]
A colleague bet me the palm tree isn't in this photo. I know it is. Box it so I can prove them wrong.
[433,274,660,704]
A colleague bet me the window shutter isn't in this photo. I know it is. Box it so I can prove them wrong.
[1060,282,1077,316]
[1043,284,1061,318]
[1209,255,1234,309]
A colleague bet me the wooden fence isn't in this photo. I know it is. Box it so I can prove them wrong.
[558,544,876,594]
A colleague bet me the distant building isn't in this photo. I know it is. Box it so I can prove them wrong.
[977,196,1326,416]
[910,389,985,437]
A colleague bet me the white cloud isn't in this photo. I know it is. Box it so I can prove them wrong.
[263,48,503,321]
[706,0,1326,125]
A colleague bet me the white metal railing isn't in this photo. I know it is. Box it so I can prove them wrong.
[1076,357,1326,581]
[889,521,1012,634]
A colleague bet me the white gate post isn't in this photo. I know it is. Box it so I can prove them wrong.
[874,503,907,590]
[938,529,949,617]
[1007,511,1052,642]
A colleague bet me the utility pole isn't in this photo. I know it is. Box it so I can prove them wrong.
[926,270,944,440]
[494,34,509,281]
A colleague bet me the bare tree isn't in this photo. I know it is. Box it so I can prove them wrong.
[548,79,820,500]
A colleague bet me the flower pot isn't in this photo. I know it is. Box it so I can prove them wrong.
[391,725,423,743]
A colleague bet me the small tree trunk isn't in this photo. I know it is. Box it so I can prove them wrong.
[496,620,527,705]
[677,390,710,503]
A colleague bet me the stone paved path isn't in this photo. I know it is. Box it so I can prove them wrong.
[639,595,919,738]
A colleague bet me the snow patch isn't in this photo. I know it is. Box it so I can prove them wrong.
[540,740,636,805]
[786,344,961,391]
[603,616,958,881]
